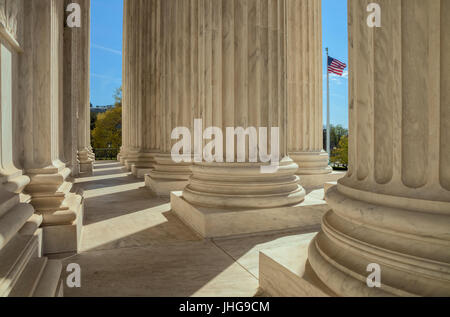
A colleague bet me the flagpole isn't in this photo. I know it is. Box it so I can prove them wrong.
[326,48,331,156]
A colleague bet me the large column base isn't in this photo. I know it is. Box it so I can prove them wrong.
[146,177,189,197]
[42,199,83,254]
[145,154,191,196]
[171,189,329,239]
[291,151,332,172]
[78,149,94,174]
[132,166,153,179]
[79,162,93,173]
[25,166,84,254]
[307,184,450,297]
[299,171,345,189]
[258,232,335,297]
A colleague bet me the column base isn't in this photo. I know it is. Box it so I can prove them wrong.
[145,154,192,196]
[291,151,333,180]
[25,166,84,254]
[78,148,94,174]
[42,199,83,254]
[299,171,345,189]
[131,166,153,179]
[170,190,329,238]
[145,176,189,197]
[307,184,450,297]
[79,162,93,173]
[124,151,157,174]
[258,233,335,297]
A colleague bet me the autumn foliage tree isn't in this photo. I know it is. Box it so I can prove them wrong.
[91,87,122,149]
[330,135,348,169]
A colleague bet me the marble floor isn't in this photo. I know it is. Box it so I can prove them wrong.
[59,161,322,297]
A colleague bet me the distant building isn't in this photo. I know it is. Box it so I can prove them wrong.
[91,105,114,113]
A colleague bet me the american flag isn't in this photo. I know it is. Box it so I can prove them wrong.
[327,56,347,76]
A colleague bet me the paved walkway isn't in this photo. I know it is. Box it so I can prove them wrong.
[60,161,320,297]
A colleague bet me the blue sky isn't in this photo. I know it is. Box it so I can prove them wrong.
[90,0,348,127]
[90,0,123,107]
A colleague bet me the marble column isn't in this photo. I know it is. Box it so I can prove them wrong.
[21,0,83,254]
[0,0,35,276]
[145,0,196,195]
[122,0,160,178]
[308,0,450,296]
[76,0,94,173]
[63,0,83,177]
[117,0,129,165]
[171,0,320,238]
[0,1,63,297]
[286,0,341,188]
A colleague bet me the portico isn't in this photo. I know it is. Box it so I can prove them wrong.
[1,0,448,297]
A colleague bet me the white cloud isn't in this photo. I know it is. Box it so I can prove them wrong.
[92,43,122,55]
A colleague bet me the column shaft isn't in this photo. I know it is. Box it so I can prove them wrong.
[76,0,94,173]
[287,0,334,187]
[146,0,196,195]
[122,0,160,178]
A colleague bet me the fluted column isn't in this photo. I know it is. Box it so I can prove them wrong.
[21,0,83,254]
[118,0,130,164]
[0,0,35,261]
[308,0,450,296]
[77,0,94,173]
[145,0,196,195]
[121,0,160,178]
[184,0,303,207]
[171,0,314,238]
[286,0,333,188]
[63,0,83,177]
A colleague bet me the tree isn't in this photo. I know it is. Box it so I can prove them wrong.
[92,106,122,149]
[113,86,122,107]
[330,135,348,169]
[91,87,123,149]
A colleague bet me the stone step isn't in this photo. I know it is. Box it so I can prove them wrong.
[258,234,336,297]
[0,190,19,218]
[0,235,39,296]
[19,214,44,236]
[32,260,63,297]
[8,257,48,297]
[0,203,35,249]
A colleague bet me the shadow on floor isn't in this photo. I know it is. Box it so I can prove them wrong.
[61,161,317,297]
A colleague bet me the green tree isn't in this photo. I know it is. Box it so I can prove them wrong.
[92,106,122,149]
[330,135,348,169]
[330,124,348,151]
[91,87,123,149]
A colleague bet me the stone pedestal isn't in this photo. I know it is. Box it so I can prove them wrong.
[145,155,191,196]
[260,0,450,297]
